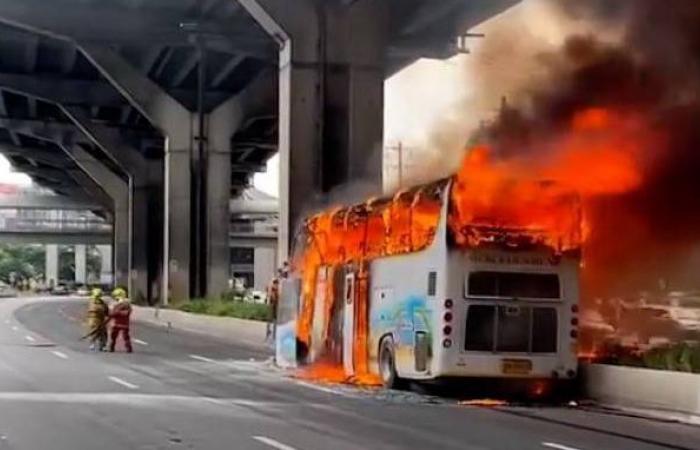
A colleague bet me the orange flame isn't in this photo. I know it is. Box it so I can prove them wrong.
[293,106,650,384]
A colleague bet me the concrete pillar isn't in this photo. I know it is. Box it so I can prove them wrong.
[238,0,387,261]
[130,185,151,303]
[74,244,87,284]
[45,244,58,287]
[69,146,130,292]
[79,45,271,302]
[205,100,243,298]
[63,106,159,304]
[97,245,113,285]
[79,45,195,304]
[254,246,277,291]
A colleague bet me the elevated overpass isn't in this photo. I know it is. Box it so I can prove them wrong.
[0,0,520,303]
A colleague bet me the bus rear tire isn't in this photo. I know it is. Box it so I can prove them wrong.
[379,337,405,389]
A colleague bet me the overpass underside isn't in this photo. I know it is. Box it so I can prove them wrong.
[0,0,518,304]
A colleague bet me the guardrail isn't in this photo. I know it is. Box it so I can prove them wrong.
[0,217,112,233]
[582,363,700,424]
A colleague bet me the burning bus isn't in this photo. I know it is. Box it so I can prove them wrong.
[276,147,583,389]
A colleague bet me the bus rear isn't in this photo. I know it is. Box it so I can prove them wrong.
[434,246,580,383]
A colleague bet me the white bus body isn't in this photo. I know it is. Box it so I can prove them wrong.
[279,182,581,386]
[366,198,580,383]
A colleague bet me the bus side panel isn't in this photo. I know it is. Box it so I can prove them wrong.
[369,249,445,379]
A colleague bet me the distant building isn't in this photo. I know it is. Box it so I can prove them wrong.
[230,188,278,292]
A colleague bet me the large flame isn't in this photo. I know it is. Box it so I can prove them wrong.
[292,106,655,384]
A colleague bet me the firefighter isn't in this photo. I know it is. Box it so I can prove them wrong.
[108,287,133,353]
[85,288,109,351]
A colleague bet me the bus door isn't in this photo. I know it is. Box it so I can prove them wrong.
[343,272,355,376]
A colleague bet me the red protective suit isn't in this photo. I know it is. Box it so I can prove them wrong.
[109,300,132,353]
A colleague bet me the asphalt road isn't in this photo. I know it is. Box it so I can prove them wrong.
[0,297,697,450]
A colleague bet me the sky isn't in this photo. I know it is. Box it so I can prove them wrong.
[0,154,32,187]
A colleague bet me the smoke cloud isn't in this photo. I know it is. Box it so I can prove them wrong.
[419,0,700,298]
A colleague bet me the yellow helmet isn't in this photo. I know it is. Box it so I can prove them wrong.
[112,287,127,300]
[90,288,103,299]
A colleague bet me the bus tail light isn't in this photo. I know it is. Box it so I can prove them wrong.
[570,330,578,339]
[444,312,453,322]
[443,325,452,336]
[571,304,579,314]
[442,338,452,348]
[444,299,453,309]
[571,317,579,326]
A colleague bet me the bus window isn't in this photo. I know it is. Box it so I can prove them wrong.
[467,272,560,299]
[532,308,557,353]
[464,305,495,351]
[427,271,437,296]
[496,306,530,352]
[464,305,558,353]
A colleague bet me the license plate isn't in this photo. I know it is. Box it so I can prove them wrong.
[502,359,532,375]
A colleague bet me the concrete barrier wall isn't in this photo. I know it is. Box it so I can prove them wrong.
[582,363,700,423]
[132,305,269,351]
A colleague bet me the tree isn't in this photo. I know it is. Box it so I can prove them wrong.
[0,244,44,282]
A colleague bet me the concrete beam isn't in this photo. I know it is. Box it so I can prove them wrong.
[0,118,115,209]
[0,73,242,110]
[0,143,70,167]
[0,193,102,211]
[0,73,126,107]
[0,233,110,246]
[0,1,274,58]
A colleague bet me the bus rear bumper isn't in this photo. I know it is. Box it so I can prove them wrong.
[435,354,577,380]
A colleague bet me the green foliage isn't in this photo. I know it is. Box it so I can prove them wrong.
[0,244,44,282]
[640,343,700,373]
[179,297,271,322]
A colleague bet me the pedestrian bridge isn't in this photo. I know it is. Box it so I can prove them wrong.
[0,193,112,245]
[0,216,112,245]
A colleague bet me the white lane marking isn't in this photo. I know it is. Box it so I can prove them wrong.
[11,326,18,332]
[252,436,298,450]
[189,354,216,363]
[543,442,582,450]
[107,376,139,390]
[24,335,35,342]
[133,339,148,346]
[51,351,68,360]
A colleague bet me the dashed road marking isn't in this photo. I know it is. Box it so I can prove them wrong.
[108,376,139,390]
[543,442,582,450]
[24,335,35,342]
[51,351,68,360]
[252,436,298,450]
[133,339,148,346]
[189,354,216,363]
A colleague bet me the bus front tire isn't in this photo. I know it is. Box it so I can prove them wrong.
[379,338,405,389]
